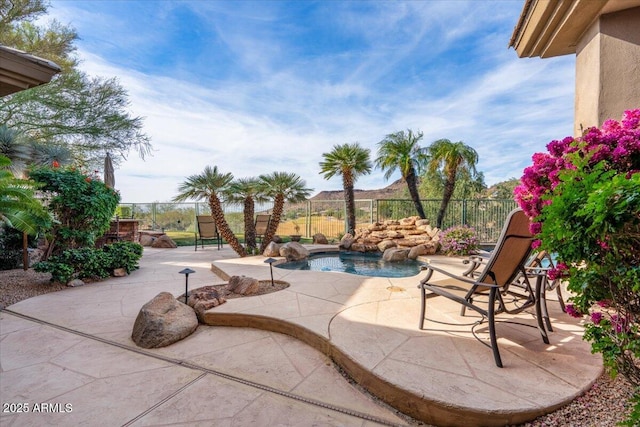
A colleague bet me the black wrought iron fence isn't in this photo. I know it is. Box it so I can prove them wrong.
[118,199,516,244]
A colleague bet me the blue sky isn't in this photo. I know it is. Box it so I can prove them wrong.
[48,0,575,202]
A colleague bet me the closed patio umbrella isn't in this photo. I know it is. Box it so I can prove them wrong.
[104,152,115,188]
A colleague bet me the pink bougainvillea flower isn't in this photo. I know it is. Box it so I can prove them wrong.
[590,312,603,325]
[565,304,583,318]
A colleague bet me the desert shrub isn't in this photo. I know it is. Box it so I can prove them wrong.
[438,225,479,256]
[34,241,143,283]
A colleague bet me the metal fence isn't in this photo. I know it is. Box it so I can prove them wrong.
[118,199,517,244]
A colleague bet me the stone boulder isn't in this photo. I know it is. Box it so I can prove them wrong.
[339,233,355,250]
[408,243,438,259]
[263,242,281,257]
[139,234,155,246]
[180,286,227,322]
[312,233,329,244]
[151,235,177,248]
[382,248,410,262]
[228,275,260,296]
[279,242,310,261]
[132,292,198,348]
[377,240,397,252]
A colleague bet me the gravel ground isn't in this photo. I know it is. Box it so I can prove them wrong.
[0,268,634,426]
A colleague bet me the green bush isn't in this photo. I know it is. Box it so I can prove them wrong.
[28,166,120,253]
[34,241,143,283]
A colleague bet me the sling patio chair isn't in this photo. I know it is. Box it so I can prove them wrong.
[195,215,222,251]
[462,248,567,328]
[254,214,271,244]
[418,208,549,368]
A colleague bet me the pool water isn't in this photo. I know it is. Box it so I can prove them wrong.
[275,251,425,278]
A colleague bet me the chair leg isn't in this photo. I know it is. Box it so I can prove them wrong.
[195,234,198,251]
[488,287,503,368]
[534,275,550,344]
[419,284,426,330]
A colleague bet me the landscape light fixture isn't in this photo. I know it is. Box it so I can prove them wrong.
[264,258,277,286]
[179,268,196,305]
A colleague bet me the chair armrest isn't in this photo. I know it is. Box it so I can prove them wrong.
[420,263,499,288]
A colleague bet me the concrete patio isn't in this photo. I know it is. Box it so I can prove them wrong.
[0,245,602,426]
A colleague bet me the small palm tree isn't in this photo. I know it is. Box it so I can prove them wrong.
[173,166,247,257]
[376,129,428,219]
[319,143,372,234]
[258,172,312,249]
[0,155,50,236]
[225,178,267,253]
[426,139,479,228]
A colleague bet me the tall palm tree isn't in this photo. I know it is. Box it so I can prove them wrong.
[173,166,247,257]
[258,172,312,249]
[225,177,267,253]
[376,129,428,219]
[426,139,479,228]
[319,143,372,234]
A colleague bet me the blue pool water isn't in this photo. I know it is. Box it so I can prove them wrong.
[275,251,425,278]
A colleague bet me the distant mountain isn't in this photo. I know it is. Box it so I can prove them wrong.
[311,179,407,200]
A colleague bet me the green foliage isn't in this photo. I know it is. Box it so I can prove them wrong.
[29,166,120,252]
[34,241,142,283]
[0,155,51,236]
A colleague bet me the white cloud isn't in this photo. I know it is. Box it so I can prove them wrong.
[49,0,576,202]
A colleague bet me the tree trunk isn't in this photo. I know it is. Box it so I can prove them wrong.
[261,193,284,251]
[406,169,426,219]
[208,195,247,257]
[343,174,356,234]
[436,172,457,229]
[244,197,256,251]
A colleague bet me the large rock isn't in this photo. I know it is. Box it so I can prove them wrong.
[132,292,198,348]
[312,233,329,244]
[228,275,260,295]
[279,242,310,261]
[382,248,410,262]
[151,235,177,248]
[409,244,436,259]
[263,242,281,257]
[377,240,397,252]
[339,233,354,250]
[139,234,156,246]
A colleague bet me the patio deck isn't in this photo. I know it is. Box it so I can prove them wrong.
[0,245,602,426]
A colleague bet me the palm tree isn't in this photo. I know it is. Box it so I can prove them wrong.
[258,172,312,249]
[173,166,247,257]
[426,139,479,228]
[225,178,267,253]
[375,129,428,219]
[319,143,372,234]
[0,155,50,236]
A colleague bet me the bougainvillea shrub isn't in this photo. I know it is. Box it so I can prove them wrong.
[515,109,640,425]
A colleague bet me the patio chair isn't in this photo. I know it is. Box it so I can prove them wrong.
[254,214,271,243]
[462,248,566,325]
[418,208,548,368]
[195,215,222,251]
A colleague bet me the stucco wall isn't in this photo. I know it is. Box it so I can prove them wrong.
[575,7,640,135]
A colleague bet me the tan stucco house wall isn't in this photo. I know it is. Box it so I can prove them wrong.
[509,0,640,136]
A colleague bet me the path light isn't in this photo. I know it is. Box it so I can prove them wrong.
[179,268,195,305]
[264,258,277,287]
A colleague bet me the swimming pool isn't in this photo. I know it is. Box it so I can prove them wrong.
[275,251,426,278]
